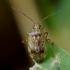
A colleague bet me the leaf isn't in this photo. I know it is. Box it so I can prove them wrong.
[29,42,70,70]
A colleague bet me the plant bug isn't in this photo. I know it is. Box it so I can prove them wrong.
[12,7,60,63]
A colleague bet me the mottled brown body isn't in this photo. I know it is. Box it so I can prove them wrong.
[12,7,60,63]
[27,24,47,63]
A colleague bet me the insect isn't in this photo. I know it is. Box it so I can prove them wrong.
[12,7,60,63]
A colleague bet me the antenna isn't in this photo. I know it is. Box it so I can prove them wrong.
[39,10,61,23]
[12,7,35,24]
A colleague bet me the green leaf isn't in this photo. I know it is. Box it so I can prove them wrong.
[29,42,70,70]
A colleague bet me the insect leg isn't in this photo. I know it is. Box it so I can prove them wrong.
[22,39,28,44]
[46,39,53,44]
[44,32,48,38]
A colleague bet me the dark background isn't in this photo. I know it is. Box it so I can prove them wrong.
[0,1,32,70]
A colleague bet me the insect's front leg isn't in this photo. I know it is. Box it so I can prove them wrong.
[46,39,53,45]
[44,31,53,44]
[44,32,48,38]
[22,39,28,44]
[22,33,29,44]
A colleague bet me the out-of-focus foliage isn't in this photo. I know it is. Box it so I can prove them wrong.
[35,0,70,53]
[35,0,70,31]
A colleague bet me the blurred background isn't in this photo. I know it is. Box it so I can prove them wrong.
[0,0,70,70]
